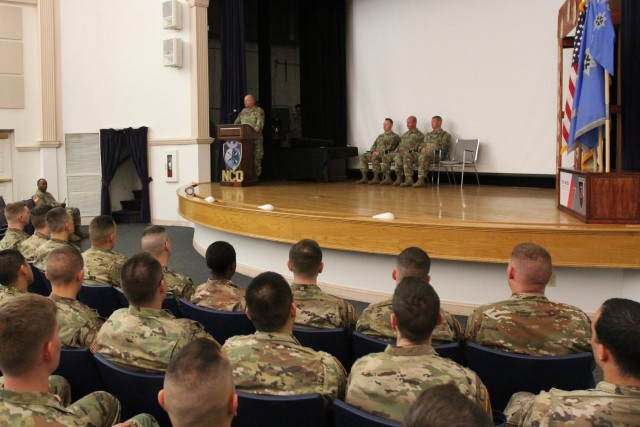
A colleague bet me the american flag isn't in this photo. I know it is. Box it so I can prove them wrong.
[561,5,587,154]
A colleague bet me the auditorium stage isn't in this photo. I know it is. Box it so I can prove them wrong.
[178,181,640,315]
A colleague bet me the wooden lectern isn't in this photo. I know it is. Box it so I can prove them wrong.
[216,124,260,187]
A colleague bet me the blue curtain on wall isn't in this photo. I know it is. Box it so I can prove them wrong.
[126,127,151,223]
[99,129,124,215]
[221,0,247,124]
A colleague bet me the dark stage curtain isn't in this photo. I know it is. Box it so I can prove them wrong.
[99,129,124,215]
[126,127,151,224]
[221,0,247,124]
[621,0,640,171]
[299,0,347,146]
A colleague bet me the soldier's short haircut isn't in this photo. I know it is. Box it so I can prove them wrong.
[595,298,640,379]
[46,246,83,284]
[432,115,443,122]
[0,294,57,376]
[289,239,322,276]
[510,243,552,286]
[245,271,292,332]
[30,204,54,229]
[408,116,417,124]
[385,118,394,125]
[89,215,116,244]
[45,207,71,233]
[141,225,169,257]
[397,247,431,280]
[392,277,440,343]
[37,178,46,186]
[0,249,26,286]
[206,241,236,276]
[121,252,163,306]
[164,338,232,427]
[404,383,492,427]
[4,201,27,222]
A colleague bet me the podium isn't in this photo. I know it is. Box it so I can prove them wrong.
[216,124,260,187]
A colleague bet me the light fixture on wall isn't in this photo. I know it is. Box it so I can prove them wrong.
[162,0,182,30]
[163,38,183,68]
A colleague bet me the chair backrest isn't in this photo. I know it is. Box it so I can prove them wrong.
[181,298,255,344]
[434,341,466,367]
[450,138,479,163]
[333,399,401,427]
[77,283,123,318]
[466,343,595,411]
[53,347,105,402]
[351,331,390,365]
[292,326,350,369]
[114,286,182,318]
[93,353,171,427]
[232,391,327,427]
[27,263,52,296]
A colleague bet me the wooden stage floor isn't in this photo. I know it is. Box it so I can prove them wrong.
[178,181,640,269]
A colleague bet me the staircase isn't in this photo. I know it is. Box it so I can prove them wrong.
[112,190,142,224]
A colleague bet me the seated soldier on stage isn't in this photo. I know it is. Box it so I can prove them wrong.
[347,277,491,422]
[505,298,640,426]
[32,207,77,271]
[83,215,127,286]
[0,294,158,427]
[0,201,30,250]
[288,239,357,329]
[191,241,245,311]
[95,252,216,372]
[47,246,104,349]
[411,115,452,188]
[357,247,462,343]
[356,118,401,185]
[465,242,592,356]
[0,249,33,303]
[142,225,194,300]
[32,178,86,242]
[18,204,53,261]
[222,272,346,402]
[381,116,424,187]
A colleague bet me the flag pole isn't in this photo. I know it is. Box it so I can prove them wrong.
[604,70,611,173]
[598,127,603,172]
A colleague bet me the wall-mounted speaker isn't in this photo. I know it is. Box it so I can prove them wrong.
[162,0,182,30]
[163,38,183,68]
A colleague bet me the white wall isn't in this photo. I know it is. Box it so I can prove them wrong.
[347,0,565,175]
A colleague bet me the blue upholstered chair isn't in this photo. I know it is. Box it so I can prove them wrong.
[53,347,105,402]
[232,391,327,427]
[114,286,182,318]
[77,283,123,318]
[181,298,255,344]
[292,326,351,369]
[27,263,51,296]
[333,399,401,427]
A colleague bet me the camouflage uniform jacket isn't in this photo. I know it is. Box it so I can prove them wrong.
[190,279,245,311]
[82,246,127,286]
[33,238,75,271]
[163,266,194,300]
[291,283,357,329]
[223,331,346,402]
[505,381,640,427]
[234,106,265,135]
[465,292,592,356]
[32,189,58,206]
[369,131,401,154]
[0,284,21,303]
[347,344,491,422]
[421,129,452,152]
[397,129,425,153]
[96,306,215,372]
[356,298,462,343]
[18,231,49,262]
[49,293,104,348]
[0,228,30,250]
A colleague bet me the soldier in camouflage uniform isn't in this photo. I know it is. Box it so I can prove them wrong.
[465,243,592,356]
[191,241,245,311]
[412,116,452,188]
[223,272,346,402]
[32,178,85,242]
[0,201,31,250]
[141,225,194,300]
[356,118,401,185]
[381,116,424,187]
[356,247,462,343]
[82,215,127,287]
[0,294,159,427]
[18,204,53,261]
[32,208,76,271]
[505,298,640,426]
[287,239,356,329]
[234,94,265,177]
[0,249,33,302]
[347,278,491,422]
[95,253,216,372]
[47,246,104,348]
